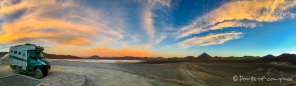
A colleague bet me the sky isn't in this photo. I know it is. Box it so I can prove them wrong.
[0,0,296,57]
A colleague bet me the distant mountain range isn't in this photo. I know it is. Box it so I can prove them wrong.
[42,53,81,59]
[0,52,8,58]
[1,52,296,60]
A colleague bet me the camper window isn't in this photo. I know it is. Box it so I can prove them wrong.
[18,52,21,55]
[10,50,13,53]
[14,51,17,54]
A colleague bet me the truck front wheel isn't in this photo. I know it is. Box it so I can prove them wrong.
[35,69,43,79]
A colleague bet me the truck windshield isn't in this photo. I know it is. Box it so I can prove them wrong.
[35,52,45,59]
[29,51,44,59]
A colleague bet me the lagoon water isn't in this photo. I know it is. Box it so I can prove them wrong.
[52,59,143,63]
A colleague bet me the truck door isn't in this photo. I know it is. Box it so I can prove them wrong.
[22,50,27,70]
[27,51,37,71]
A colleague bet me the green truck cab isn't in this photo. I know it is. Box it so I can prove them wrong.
[9,43,51,79]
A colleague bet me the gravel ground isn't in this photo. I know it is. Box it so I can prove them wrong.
[49,65,179,86]
[0,65,15,77]
[0,75,40,86]
[41,72,85,86]
[0,58,86,86]
[52,60,296,86]
[49,60,205,86]
[187,62,296,86]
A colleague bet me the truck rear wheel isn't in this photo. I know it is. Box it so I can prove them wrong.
[15,66,20,74]
[35,69,43,79]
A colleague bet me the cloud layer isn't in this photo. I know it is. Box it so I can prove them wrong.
[138,0,171,47]
[0,0,124,46]
[0,0,171,56]
[175,0,296,39]
[178,31,243,48]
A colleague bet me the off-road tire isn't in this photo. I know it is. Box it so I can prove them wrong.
[15,66,20,74]
[35,69,43,79]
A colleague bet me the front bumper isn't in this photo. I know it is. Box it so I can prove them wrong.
[40,65,51,71]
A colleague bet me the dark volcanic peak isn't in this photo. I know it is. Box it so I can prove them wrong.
[197,52,212,59]
[263,54,275,58]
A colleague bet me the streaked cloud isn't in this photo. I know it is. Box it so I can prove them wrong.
[175,0,296,39]
[138,0,171,45]
[210,20,257,30]
[142,7,155,39]
[0,0,55,16]
[178,31,243,48]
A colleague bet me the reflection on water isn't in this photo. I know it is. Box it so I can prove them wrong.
[56,59,143,63]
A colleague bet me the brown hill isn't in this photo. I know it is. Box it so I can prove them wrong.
[88,55,100,59]
[43,53,81,59]
[0,52,8,57]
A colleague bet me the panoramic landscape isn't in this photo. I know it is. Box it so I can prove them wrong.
[1,52,296,86]
[1,0,296,86]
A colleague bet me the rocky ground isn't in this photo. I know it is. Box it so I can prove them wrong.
[47,59,296,86]
[185,62,296,86]
[41,72,85,86]
[0,55,86,86]
[48,60,180,86]
[0,75,40,86]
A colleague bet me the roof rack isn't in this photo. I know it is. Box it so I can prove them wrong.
[12,43,36,47]
[25,43,36,46]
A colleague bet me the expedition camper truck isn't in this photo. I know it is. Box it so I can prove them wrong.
[9,43,51,79]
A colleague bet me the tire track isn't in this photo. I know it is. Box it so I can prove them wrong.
[187,63,226,78]
[179,63,208,86]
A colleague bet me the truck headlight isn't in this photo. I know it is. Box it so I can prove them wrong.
[42,62,47,65]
